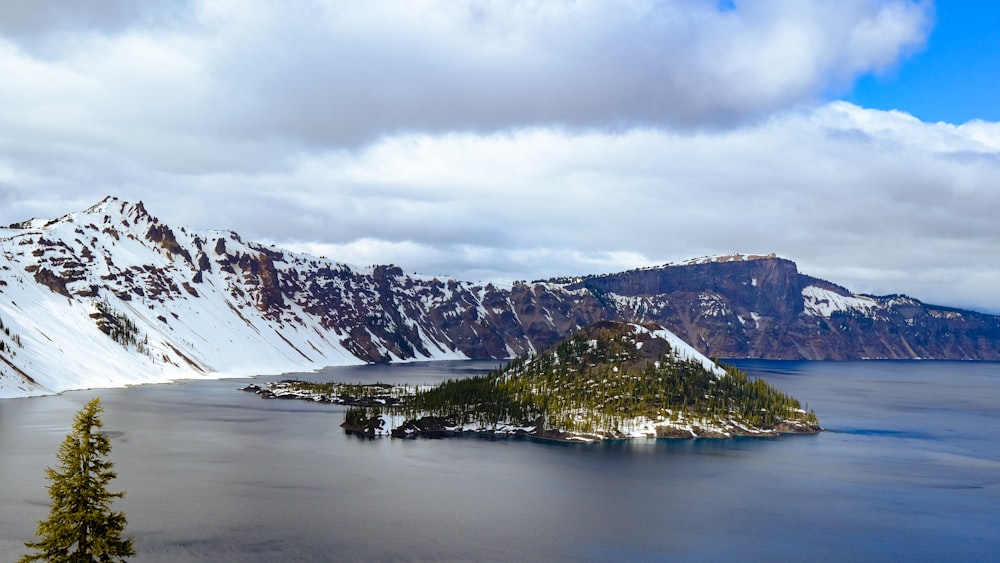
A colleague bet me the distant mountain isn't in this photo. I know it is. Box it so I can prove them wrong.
[564,254,1000,361]
[2,198,998,397]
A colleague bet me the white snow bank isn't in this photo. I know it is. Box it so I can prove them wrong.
[802,285,878,317]
[633,324,726,377]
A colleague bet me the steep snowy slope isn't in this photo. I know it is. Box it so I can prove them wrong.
[0,199,360,396]
[0,197,606,397]
[4,199,1000,398]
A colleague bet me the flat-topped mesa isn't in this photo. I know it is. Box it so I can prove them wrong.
[341,321,822,441]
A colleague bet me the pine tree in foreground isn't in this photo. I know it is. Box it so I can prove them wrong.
[20,397,135,563]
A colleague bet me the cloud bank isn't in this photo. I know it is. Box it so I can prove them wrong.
[6,1,1000,312]
[0,0,931,153]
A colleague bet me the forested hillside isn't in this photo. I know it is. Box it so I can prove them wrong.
[340,321,821,441]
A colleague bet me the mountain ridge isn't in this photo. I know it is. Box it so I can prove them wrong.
[566,256,1000,360]
[2,197,999,397]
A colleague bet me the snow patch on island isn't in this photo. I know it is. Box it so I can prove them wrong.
[633,324,726,377]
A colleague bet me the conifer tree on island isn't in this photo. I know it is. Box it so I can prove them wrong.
[20,397,135,563]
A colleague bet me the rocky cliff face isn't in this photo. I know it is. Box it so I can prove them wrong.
[568,255,1000,360]
[2,200,998,397]
[0,197,609,396]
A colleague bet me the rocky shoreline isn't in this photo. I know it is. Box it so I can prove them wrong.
[242,379,823,444]
[240,380,405,407]
[339,412,822,443]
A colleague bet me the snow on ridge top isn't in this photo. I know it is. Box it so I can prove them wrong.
[631,323,727,377]
[802,285,879,317]
[84,195,123,215]
[82,196,155,226]
[668,253,787,266]
[4,196,155,233]
[2,217,50,231]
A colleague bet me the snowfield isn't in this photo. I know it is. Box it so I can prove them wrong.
[635,324,726,377]
[802,285,879,317]
[0,198,470,398]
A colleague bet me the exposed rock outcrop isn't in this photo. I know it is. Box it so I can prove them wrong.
[3,200,1000,396]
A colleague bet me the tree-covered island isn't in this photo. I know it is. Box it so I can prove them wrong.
[247,321,821,442]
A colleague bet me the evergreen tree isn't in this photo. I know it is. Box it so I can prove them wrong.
[20,398,135,563]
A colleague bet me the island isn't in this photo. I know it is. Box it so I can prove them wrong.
[244,321,822,442]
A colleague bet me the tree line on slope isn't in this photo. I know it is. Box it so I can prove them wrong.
[92,299,151,357]
[344,327,818,434]
[0,314,23,357]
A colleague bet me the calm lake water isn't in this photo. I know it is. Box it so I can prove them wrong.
[2,360,999,562]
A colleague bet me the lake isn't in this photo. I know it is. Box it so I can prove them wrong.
[2,360,999,561]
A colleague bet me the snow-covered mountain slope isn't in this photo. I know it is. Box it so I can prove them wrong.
[0,199,353,396]
[4,197,1000,398]
[0,197,609,397]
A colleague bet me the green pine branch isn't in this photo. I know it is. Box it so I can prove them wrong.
[20,398,135,562]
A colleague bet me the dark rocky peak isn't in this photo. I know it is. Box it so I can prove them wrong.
[373,264,405,279]
[249,243,286,263]
[145,223,193,265]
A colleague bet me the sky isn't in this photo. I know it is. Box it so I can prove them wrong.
[1,0,999,312]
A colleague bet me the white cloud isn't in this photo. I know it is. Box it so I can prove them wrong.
[197,0,932,143]
[135,101,993,311]
[0,0,192,53]
[4,99,1000,310]
[6,1,1000,312]
[0,0,932,156]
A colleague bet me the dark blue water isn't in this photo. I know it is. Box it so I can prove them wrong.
[2,360,999,561]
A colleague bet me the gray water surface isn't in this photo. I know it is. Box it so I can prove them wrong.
[2,360,999,561]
